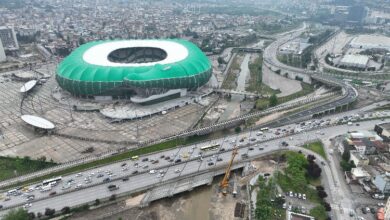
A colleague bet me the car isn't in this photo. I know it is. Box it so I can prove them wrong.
[165,156,171,160]
[97,173,104,178]
[149,170,156,174]
[121,162,127,167]
[289,191,293,197]
[219,148,225,152]
[298,193,302,199]
[288,205,292,211]
[4,197,10,201]
[370,207,376,214]
[282,203,286,209]
[258,147,264,150]
[349,210,354,217]
[122,167,128,171]
[142,158,148,162]
[143,165,149,169]
[361,207,367,214]
[264,173,270,177]
[49,191,57,196]
[208,162,215,166]
[321,161,326,166]
[108,185,118,191]
[175,159,182,163]
[302,194,306,200]
[217,158,223,161]
[160,155,165,159]
[175,169,181,173]
[132,170,139,175]
[249,147,254,151]
[241,154,248,159]
[76,173,83,177]
[294,193,298,198]
[378,203,384,207]
[0,205,2,209]
[134,162,139,167]
[103,178,111,183]
[122,177,129,181]
[169,159,174,162]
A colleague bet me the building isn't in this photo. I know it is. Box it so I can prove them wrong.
[56,39,212,104]
[349,35,390,51]
[278,38,312,68]
[287,211,315,220]
[372,174,390,195]
[375,123,390,142]
[350,150,369,166]
[351,167,371,181]
[0,26,19,51]
[0,39,5,63]
[338,54,369,70]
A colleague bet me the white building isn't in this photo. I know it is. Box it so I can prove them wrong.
[349,35,390,51]
[0,39,5,62]
[338,54,369,69]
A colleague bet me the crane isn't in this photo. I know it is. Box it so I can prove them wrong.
[220,147,238,195]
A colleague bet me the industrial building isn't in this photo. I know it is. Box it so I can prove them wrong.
[56,39,212,104]
[338,54,369,70]
[0,26,19,51]
[349,35,390,51]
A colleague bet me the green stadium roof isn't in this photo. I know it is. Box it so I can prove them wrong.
[56,39,212,96]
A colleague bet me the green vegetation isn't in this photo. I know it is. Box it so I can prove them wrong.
[340,148,356,171]
[302,141,327,160]
[0,156,56,182]
[255,176,285,220]
[269,94,278,107]
[247,55,280,95]
[2,208,30,220]
[222,54,242,90]
[309,205,327,220]
[255,82,314,110]
[275,151,331,219]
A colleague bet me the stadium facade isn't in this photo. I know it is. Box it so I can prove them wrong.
[56,39,212,104]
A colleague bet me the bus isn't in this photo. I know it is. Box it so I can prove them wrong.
[260,127,269,132]
[200,144,220,151]
[131,155,139,161]
[42,176,62,186]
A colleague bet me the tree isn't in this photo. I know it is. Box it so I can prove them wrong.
[28,212,35,219]
[234,126,241,133]
[2,208,29,220]
[307,161,322,178]
[269,94,278,107]
[317,190,328,199]
[342,149,350,161]
[109,194,116,201]
[217,57,225,65]
[95,199,101,206]
[61,206,71,214]
[44,208,55,217]
[323,202,331,211]
[37,212,42,218]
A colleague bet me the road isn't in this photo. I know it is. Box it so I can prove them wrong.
[0,111,388,217]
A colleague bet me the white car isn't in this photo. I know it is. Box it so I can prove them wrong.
[149,170,156,174]
[175,169,181,173]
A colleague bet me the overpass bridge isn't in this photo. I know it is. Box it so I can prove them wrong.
[213,89,267,98]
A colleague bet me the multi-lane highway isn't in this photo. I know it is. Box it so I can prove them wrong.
[0,110,388,217]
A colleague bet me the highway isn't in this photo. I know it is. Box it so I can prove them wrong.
[0,110,388,217]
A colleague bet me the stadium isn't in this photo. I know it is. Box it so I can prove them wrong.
[56,39,212,104]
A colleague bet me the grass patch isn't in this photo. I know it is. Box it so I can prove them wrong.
[302,141,327,160]
[1,134,212,190]
[255,176,286,220]
[221,53,242,90]
[309,205,328,220]
[0,156,56,182]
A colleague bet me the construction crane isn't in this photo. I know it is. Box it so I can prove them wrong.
[220,147,238,195]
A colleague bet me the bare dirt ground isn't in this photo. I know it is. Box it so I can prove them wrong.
[261,65,302,97]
